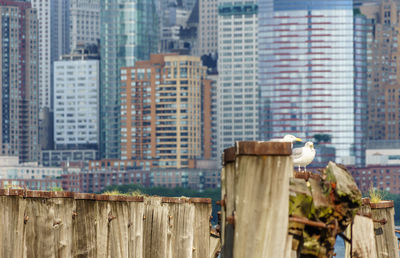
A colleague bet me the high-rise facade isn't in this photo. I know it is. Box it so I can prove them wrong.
[216,1,259,158]
[360,1,400,141]
[69,0,100,51]
[182,0,197,11]
[0,1,39,162]
[53,47,99,150]
[159,4,190,53]
[100,0,158,159]
[208,74,218,159]
[51,0,70,62]
[120,54,211,169]
[198,0,218,56]
[30,0,52,110]
[30,0,69,110]
[259,0,368,166]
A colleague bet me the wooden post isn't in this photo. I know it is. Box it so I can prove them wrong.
[370,200,399,258]
[345,198,377,258]
[0,194,27,258]
[232,141,292,258]
[344,215,377,258]
[220,147,235,258]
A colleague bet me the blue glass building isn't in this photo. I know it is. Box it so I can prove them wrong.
[100,0,158,159]
[258,0,367,166]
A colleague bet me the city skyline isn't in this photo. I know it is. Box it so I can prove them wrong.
[1,0,400,194]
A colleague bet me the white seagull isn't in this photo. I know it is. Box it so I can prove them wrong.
[270,134,302,143]
[292,142,316,172]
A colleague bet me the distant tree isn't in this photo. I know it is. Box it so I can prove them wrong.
[201,53,218,72]
[313,134,332,144]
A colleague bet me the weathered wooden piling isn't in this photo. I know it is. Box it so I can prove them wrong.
[344,216,377,258]
[345,198,398,258]
[345,198,377,258]
[370,200,399,258]
[220,147,235,258]
[220,141,293,258]
[0,189,212,258]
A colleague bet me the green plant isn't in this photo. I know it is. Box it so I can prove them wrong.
[103,189,143,197]
[103,190,129,196]
[369,186,385,203]
[50,186,63,192]
[5,184,24,189]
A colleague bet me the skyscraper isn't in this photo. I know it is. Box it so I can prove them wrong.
[69,0,100,51]
[217,1,259,158]
[259,0,367,166]
[100,0,158,159]
[30,0,52,110]
[30,0,70,110]
[359,0,400,141]
[120,54,212,168]
[53,46,99,150]
[159,3,190,53]
[198,0,218,56]
[0,0,39,162]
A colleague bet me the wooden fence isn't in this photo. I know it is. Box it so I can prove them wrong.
[0,189,212,258]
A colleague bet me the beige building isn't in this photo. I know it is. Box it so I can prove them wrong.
[198,0,218,56]
[119,54,211,169]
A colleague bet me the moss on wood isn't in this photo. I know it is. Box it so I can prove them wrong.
[289,162,362,257]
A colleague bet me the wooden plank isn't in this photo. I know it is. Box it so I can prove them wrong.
[108,201,130,258]
[371,205,399,258]
[72,200,98,258]
[142,197,169,258]
[233,155,291,257]
[345,215,377,258]
[51,198,74,257]
[0,196,26,258]
[95,201,109,257]
[24,198,57,257]
[221,161,235,257]
[210,235,221,258]
[220,166,226,249]
[192,203,211,258]
[128,202,144,258]
[171,202,194,258]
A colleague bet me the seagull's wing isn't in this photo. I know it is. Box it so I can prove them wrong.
[291,147,304,160]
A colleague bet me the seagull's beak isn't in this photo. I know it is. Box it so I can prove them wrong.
[295,138,302,142]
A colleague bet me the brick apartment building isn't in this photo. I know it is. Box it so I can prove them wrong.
[348,165,400,194]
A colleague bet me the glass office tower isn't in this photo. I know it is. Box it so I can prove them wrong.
[100,0,158,159]
[259,0,367,166]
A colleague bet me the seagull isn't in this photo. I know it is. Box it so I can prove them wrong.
[292,142,316,172]
[270,134,302,143]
